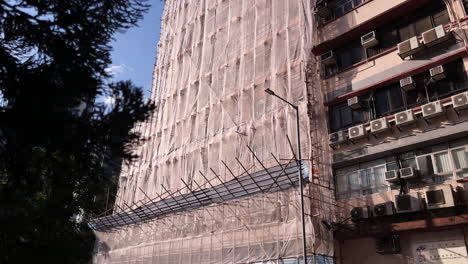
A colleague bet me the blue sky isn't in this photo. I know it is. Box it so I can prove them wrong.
[107,1,166,99]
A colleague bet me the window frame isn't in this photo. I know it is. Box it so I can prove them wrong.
[416,145,468,179]
[328,101,368,132]
[335,163,389,199]
[330,0,368,20]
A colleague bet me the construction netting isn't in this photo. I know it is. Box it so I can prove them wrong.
[93,0,336,263]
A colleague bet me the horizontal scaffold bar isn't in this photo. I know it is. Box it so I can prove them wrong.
[88,161,308,231]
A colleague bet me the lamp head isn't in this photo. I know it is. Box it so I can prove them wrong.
[264,88,276,96]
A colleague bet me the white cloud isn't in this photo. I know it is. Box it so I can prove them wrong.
[105,64,134,77]
[101,95,116,106]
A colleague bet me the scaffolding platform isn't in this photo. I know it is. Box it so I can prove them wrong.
[89,161,308,231]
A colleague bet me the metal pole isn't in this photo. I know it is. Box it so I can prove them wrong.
[295,106,308,264]
[264,89,308,263]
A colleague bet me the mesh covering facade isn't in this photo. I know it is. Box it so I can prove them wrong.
[92,0,335,263]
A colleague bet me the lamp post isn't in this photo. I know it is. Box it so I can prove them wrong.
[265,88,308,263]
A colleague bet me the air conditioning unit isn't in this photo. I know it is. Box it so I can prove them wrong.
[429,65,446,81]
[422,25,448,47]
[376,235,401,255]
[361,31,378,48]
[395,193,421,213]
[320,51,336,66]
[370,118,389,134]
[399,76,415,92]
[397,36,422,59]
[422,100,444,119]
[395,109,416,126]
[452,92,468,110]
[348,96,364,109]
[350,206,370,221]
[385,170,399,182]
[373,202,394,217]
[424,185,455,210]
[348,124,366,140]
[315,0,331,18]
[399,167,417,180]
[329,130,347,145]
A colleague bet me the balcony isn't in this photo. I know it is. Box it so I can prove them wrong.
[313,0,432,54]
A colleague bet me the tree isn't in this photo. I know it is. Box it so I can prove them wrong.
[0,1,154,263]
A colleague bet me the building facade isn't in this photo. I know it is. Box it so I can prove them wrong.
[91,0,468,264]
[314,0,468,263]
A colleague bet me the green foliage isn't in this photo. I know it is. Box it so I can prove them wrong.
[0,0,154,263]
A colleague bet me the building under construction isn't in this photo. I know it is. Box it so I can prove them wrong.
[91,0,468,263]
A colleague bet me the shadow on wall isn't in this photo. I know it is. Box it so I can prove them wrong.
[98,241,111,259]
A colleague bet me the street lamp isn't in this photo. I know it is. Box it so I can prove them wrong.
[265,88,308,263]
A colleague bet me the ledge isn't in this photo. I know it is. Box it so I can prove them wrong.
[323,46,397,80]
[335,212,468,239]
[392,213,468,231]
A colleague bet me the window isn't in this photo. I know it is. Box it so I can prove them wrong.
[416,145,468,179]
[328,60,467,130]
[398,16,433,42]
[407,60,468,106]
[433,9,450,26]
[434,151,453,173]
[372,83,405,118]
[335,160,389,199]
[417,155,435,176]
[374,166,386,185]
[404,71,432,107]
[452,148,468,169]
[332,0,363,18]
[430,60,468,98]
[336,40,365,69]
[323,3,450,77]
[452,148,468,178]
[386,153,418,174]
[370,59,468,118]
[335,139,468,199]
[367,28,400,57]
[413,139,468,180]
[329,101,367,132]
[396,5,449,41]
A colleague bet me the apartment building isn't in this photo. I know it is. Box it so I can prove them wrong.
[313,0,468,263]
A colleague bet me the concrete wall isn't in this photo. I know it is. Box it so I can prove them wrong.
[338,237,407,264]
[337,229,468,264]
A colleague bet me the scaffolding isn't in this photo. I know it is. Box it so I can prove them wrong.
[89,152,307,232]
[91,133,336,263]
[91,0,336,263]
